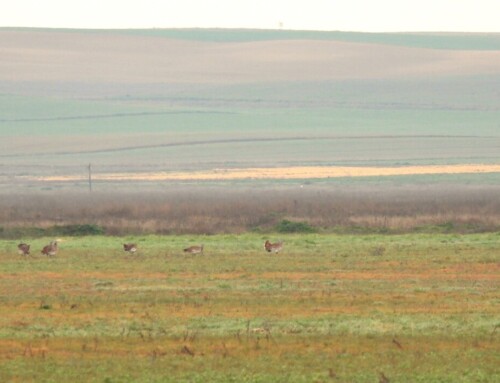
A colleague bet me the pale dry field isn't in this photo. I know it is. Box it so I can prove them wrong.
[34,164,500,182]
[1,30,500,85]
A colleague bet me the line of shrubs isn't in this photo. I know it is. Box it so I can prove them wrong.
[0,224,105,239]
[0,219,494,239]
[0,220,318,238]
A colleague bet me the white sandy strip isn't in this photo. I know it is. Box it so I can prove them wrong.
[33,164,500,182]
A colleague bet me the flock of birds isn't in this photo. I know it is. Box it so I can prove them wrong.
[121,241,284,255]
[17,241,58,257]
[16,240,284,257]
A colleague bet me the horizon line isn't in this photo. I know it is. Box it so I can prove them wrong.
[1,26,499,34]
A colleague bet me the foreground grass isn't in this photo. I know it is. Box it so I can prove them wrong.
[0,233,498,382]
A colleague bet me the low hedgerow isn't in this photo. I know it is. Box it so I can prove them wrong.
[275,219,316,233]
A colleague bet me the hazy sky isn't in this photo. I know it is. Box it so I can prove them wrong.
[1,0,499,32]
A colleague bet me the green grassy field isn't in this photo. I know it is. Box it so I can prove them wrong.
[2,84,499,174]
[0,233,498,382]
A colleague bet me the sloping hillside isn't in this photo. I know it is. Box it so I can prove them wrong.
[0,28,499,190]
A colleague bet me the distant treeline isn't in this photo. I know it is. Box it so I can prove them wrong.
[1,184,499,237]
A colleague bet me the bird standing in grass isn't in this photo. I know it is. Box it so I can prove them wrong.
[264,240,283,254]
[123,243,138,254]
[41,240,58,257]
[18,243,31,256]
[183,245,204,255]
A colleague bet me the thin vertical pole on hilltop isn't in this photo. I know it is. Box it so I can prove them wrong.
[88,163,92,192]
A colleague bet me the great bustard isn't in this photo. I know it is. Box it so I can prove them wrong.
[41,240,58,257]
[123,243,138,254]
[264,240,283,254]
[183,244,204,255]
[18,243,31,256]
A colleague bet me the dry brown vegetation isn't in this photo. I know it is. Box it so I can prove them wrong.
[1,184,499,235]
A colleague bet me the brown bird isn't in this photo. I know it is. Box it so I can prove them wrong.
[18,243,31,256]
[264,240,283,254]
[123,243,138,254]
[41,240,58,257]
[183,245,204,255]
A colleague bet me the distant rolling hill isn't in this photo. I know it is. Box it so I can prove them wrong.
[0,28,499,190]
[2,28,500,85]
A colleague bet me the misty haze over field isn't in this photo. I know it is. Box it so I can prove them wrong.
[0,28,499,191]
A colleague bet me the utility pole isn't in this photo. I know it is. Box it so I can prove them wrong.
[88,163,92,192]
